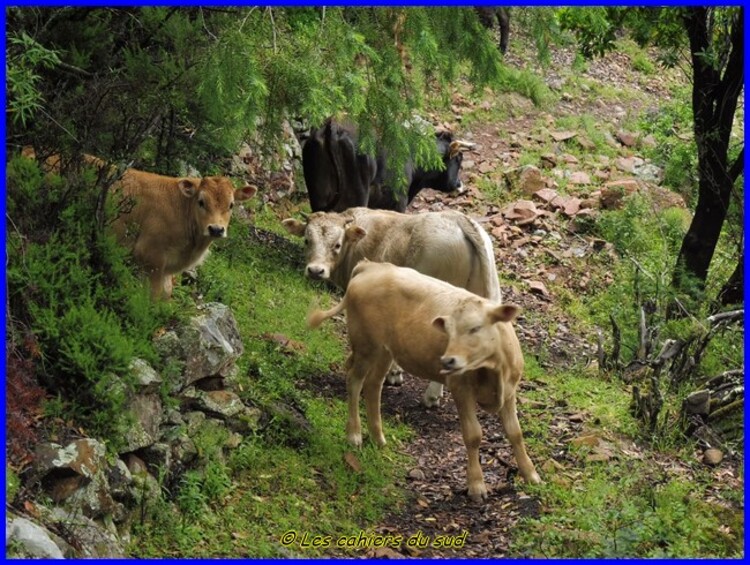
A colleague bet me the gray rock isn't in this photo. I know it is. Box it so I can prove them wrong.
[32,438,106,483]
[107,458,134,501]
[183,388,245,418]
[154,302,244,390]
[633,162,663,183]
[140,442,172,477]
[65,467,119,519]
[45,507,126,558]
[504,165,545,196]
[184,410,207,435]
[684,390,711,416]
[122,392,163,452]
[27,438,120,528]
[129,358,162,393]
[6,516,64,558]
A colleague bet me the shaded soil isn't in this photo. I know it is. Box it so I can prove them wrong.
[306,371,550,558]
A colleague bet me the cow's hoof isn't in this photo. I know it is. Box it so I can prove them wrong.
[468,484,488,502]
[524,470,543,485]
[421,394,441,408]
[347,432,363,448]
[385,372,404,386]
[374,435,387,448]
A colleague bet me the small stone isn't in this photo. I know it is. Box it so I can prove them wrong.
[616,130,639,147]
[408,468,426,481]
[703,448,723,466]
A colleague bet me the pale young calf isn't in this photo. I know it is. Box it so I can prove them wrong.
[111,170,256,299]
[308,261,541,501]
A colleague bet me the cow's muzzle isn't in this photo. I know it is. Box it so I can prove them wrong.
[306,264,329,280]
[439,355,464,374]
[208,225,226,238]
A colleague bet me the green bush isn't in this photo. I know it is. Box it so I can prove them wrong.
[638,87,697,201]
[6,155,172,449]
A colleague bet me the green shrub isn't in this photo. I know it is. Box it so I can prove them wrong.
[6,155,172,450]
[638,87,697,201]
[631,51,655,74]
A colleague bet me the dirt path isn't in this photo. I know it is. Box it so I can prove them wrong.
[292,42,697,558]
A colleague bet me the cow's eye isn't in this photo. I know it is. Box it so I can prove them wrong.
[198,199,205,209]
[334,242,342,251]
[469,325,482,334]
[304,238,309,246]
[229,201,234,210]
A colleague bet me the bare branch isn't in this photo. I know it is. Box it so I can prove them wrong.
[728,147,744,184]
[706,309,743,325]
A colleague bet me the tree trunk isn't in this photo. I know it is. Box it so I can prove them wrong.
[671,8,744,306]
[718,255,744,306]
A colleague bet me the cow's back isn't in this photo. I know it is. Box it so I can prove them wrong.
[347,210,497,300]
[112,170,189,238]
[111,169,203,275]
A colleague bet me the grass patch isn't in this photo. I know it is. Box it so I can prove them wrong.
[512,462,743,558]
[514,358,743,558]
[129,208,415,557]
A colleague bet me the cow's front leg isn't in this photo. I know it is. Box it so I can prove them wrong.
[362,352,392,447]
[452,385,487,501]
[421,381,444,408]
[499,387,541,485]
[149,269,169,301]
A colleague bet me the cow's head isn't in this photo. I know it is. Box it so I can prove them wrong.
[432,299,520,376]
[282,212,366,280]
[180,176,256,238]
[432,132,475,194]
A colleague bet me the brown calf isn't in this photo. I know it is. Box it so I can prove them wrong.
[308,261,541,501]
[111,170,256,299]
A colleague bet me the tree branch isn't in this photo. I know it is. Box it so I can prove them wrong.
[728,147,744,184]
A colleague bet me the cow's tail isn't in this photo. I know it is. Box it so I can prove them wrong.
[457,214,502,302]
[307,297,347,329]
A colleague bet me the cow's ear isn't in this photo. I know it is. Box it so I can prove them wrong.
[448,141,461,158]
[345,225,367,242]
[178,179,197,198]
[489,304,521,324]
[282,218,306,237]
[432,316,448,333]
[235,185,257,201]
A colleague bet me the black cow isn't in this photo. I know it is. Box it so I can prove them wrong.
[475,7,511,55]
[302,118,472,213]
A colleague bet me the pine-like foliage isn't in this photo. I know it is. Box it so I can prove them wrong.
[6,7,526,178]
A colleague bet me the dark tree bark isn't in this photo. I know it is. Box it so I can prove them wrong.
[671,8,743,301]
[718,255,744,306]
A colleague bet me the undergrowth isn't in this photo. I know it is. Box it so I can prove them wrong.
[128,205,414,557]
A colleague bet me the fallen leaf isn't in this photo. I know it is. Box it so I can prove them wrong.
[373,547,405,559]
[551,130,577,142]
[570,433,600,447]
[344,451,362,473]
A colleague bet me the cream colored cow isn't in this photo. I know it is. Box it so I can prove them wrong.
[308,261,540,502]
